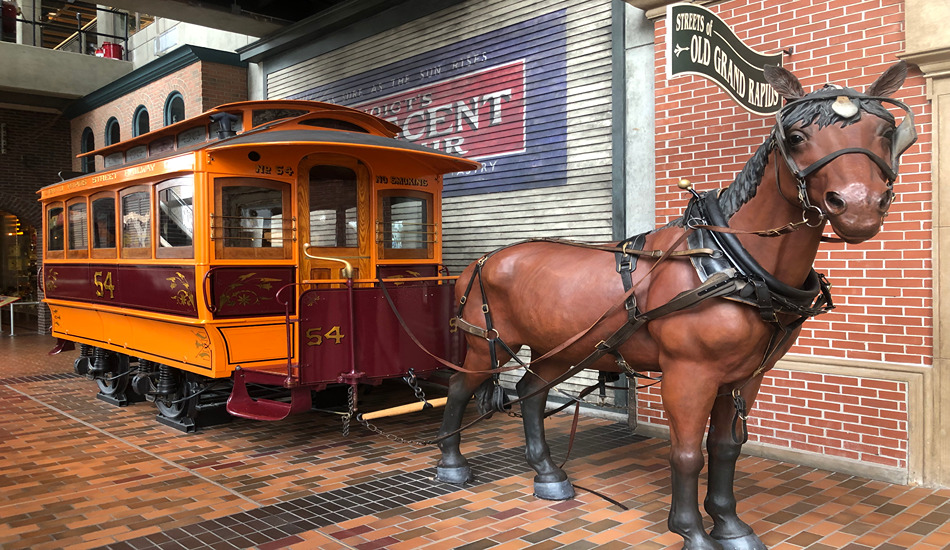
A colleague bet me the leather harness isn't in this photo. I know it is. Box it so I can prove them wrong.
[453,191,835,444]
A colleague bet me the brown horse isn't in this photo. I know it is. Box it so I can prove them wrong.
[434,62,917,550]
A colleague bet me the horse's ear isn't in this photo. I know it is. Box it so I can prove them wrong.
[764,65,805,100]
[867,61,908,97]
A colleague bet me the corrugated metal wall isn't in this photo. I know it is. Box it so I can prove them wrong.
[265,0,623,408]
[266,0,615,273]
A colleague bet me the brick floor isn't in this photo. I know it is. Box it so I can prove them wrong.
[1,333,949,549]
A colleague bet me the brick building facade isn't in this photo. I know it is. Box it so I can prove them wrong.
[0,109,71,231]
[68,46,248,173]
[629,0,933,483]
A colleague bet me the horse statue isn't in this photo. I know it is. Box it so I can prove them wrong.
[434,61,917,550]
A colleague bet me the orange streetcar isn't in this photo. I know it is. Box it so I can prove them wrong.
[40,100,478,431]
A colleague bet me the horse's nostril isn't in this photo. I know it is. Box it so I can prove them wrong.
[825,191,847,214]
[879,191,894,212]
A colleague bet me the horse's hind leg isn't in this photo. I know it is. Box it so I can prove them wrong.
[435,367,491,485]
[704,382,766,550]
[517,363,574,500]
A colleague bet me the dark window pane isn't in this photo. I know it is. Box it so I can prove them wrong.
[47,206,64,251]
[92,197,116,249]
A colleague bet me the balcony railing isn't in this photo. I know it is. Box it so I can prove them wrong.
[3,1,152,60]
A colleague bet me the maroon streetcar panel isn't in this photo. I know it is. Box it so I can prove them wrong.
[44,263,199,317]
[298,281,464,385]
[208,266,296,318]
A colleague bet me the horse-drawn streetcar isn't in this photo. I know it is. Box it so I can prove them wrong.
[41,99,478,430]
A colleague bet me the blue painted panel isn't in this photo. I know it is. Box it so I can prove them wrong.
[293,10,569,197]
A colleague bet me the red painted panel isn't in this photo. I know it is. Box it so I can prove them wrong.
[298,281,464,385]
[44,263,198,317]
[209,266,296,318]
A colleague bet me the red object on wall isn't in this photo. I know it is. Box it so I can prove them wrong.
[101,42,123,59]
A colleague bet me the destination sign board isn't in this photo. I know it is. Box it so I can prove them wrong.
[667,3,783,115]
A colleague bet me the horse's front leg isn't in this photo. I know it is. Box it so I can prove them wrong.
[517,366,574,500]
[435,368,490,484]
[662,371,723,550]
[704,380,767,550]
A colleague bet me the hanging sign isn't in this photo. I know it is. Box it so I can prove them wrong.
[666,3,783,115]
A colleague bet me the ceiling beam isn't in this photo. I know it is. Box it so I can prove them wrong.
[101,0,286,36]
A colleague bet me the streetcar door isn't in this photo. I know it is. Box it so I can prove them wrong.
[298,156,371,282]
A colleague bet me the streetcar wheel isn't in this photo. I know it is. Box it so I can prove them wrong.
[73,356,90,376]
[95,354,130,397]
[155,371,199,421]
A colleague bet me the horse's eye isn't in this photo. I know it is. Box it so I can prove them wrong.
[882,128,895,143]
[787,132,806,147]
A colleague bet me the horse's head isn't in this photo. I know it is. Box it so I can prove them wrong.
[764,62,917,243]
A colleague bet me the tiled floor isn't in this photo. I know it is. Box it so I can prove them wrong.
[2,333,950,549]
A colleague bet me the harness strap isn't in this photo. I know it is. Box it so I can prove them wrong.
[616,233,646,320]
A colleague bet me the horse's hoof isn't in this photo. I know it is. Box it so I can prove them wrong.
[435,465,472,485]
[713,533,767,550]
[533,479,574,500]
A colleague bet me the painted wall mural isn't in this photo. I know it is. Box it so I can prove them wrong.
[293,10,568,197]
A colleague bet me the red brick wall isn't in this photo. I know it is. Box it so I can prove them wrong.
[638,0,929,470]
[70,61,247,172]
[0,108,72,228]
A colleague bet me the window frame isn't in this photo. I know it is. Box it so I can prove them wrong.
[105,117,121,146]
[133,105,150,137]
[376,189,435,260]
[213,177,292,260]
[65,197,89,259]
[156,177,195,259]
[307,164,360,250]
[119,185,153,259]
[81,127,95,173]
[45,202,65,259]
[90,191,118,259]
[164,91,185,126]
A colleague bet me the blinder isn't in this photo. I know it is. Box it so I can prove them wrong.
[772,90,917,187]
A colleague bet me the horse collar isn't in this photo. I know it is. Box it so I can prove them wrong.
[686,192,834,323]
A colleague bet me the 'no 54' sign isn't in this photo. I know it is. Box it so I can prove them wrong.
[667,3,784,115]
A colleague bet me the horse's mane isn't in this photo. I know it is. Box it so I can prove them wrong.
[715,86,896,219]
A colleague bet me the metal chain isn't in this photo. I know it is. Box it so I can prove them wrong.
[341,384,355,437]
[356,415,429,447]
[403,368,429,406]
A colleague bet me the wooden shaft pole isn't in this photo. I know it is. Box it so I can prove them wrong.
[359,397,448,421]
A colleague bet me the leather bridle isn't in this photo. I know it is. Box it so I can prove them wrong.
[769,89,917,223]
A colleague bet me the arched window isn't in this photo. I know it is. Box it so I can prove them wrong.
[105,117,120,146]
[81,127,95,173]
[133,106,150,137]
[164,92,185,125]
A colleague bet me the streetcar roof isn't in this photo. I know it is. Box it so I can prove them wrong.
[207,128,480,174]
[77,100,404,162]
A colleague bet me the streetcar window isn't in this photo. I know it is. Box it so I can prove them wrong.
[120,188,151,257]
[309,165,358,248]
[214,177,291,260]
[67,200,88,254]
[91,195,116,251]
[46,204,65,254]
[378,192,432,259]
[158,179,194,258]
